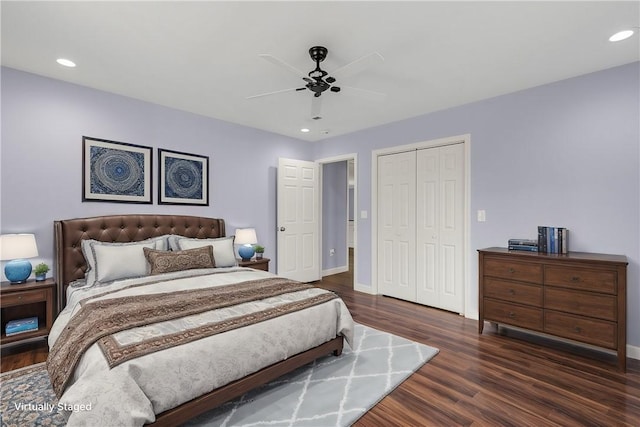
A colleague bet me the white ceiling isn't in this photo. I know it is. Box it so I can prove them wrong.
[2,1,638,142]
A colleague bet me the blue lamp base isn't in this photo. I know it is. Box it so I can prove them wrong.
[5,259,33,284]
[238,245,255,261]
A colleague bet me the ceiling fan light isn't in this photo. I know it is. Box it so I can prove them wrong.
[56,58,76,67]
[609,30,634,42]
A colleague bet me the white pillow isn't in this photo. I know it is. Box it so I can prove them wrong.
[91,242,157,284]
[177,236,237,268]
[167,235,183,251]
[81,236,168,286]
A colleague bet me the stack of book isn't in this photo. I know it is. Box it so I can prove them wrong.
[508,239,539,252]
[5,316,38,336]
[537,226,568,254]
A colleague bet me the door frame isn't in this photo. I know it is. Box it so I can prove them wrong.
[371,134,471,315]
[316,153,358,289]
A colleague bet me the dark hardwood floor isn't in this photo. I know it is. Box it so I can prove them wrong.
[2,254,639,426]
[319,266,640,427]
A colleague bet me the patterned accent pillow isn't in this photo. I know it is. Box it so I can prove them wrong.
[143,246,214,275]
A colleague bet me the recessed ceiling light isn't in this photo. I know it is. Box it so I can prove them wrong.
[609,30,634,42]
[56,58,76,67]
[300,128,310,133]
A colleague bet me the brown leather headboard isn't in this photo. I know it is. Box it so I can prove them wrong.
[54,214,225,312]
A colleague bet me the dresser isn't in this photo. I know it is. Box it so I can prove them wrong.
[478,247,627,371]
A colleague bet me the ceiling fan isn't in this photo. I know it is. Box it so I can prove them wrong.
[247,46,385,119]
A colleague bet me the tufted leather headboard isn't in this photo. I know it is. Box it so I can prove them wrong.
[54,214,226,313]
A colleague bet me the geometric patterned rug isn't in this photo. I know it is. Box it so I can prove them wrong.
[0,323,438,426]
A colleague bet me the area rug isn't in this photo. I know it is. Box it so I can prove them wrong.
[0,323,438,426]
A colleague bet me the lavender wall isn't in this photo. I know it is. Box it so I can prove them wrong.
[322,161,348,271]
[2,63,638,350]
[0,67,313,276]
[312,62,640,348]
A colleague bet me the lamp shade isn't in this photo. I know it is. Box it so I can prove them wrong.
[0,234,39,260]
[235,228,257,261]
[0,234,39,283]
[235,228,257,245]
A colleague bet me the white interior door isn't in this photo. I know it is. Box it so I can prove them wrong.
[377,151,416,300]
[277,158,320,282]
[416,144,465,312]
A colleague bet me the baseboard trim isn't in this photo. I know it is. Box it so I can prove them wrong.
[628,344,640,361]
[354,283,374,294]
[321,266,348,277]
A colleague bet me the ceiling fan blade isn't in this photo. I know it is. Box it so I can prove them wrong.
[246,87,301,99]
[310,96,323,119]
[330,52,384,80]
[259,54,307,80]
[340,85,387,101]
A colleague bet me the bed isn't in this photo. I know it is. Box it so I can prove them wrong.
[51,214,354,426]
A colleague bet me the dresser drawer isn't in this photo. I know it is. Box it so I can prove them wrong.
[544,287,616,321]
[483,278,543,307]
[544,266,616,294]
[544,311,616,349]
[484,299,543,331]
[484,258,543,284]
[1,289,47,307]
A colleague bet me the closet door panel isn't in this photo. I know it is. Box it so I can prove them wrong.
[416,144,465,312]
[437,144,465,312]
[377,151,416,301]
[419,242,437,294]
[416,148,439,304]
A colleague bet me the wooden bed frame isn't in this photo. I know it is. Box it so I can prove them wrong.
[53,214,344,426]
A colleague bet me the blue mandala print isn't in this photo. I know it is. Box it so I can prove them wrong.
[165,157,203,199]
[90,147,145,196]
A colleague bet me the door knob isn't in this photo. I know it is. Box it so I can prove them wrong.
[279,227,286,232]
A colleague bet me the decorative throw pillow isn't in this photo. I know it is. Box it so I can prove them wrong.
[143,246,214,275]
[176,236,237,267]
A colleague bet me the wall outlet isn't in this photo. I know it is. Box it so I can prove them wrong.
[329,248,335,256]
[477,210,486,222]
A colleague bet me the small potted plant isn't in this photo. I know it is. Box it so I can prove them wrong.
[33,262,49,281]
[254,245,265,260]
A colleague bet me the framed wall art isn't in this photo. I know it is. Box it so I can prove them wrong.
[82,136,153,203]
[158,149,209,206]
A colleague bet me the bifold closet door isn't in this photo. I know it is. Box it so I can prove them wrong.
[416,144,465,312]
[377,151,416,301]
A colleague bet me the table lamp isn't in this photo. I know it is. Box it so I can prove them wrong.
[235,228,257,261]
[0,233,39,283]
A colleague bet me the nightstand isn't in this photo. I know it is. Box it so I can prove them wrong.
[1,278,56,346]
[237,257,270,271]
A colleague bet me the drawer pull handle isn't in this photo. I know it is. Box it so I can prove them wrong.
[574,326,582,333]
[18,296,22,300]
[508,312,516,318]
[509,289,515,295]
[508,268,516,274]
[571,276,580,282]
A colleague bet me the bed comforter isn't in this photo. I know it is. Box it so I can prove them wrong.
[47,267,354,426]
